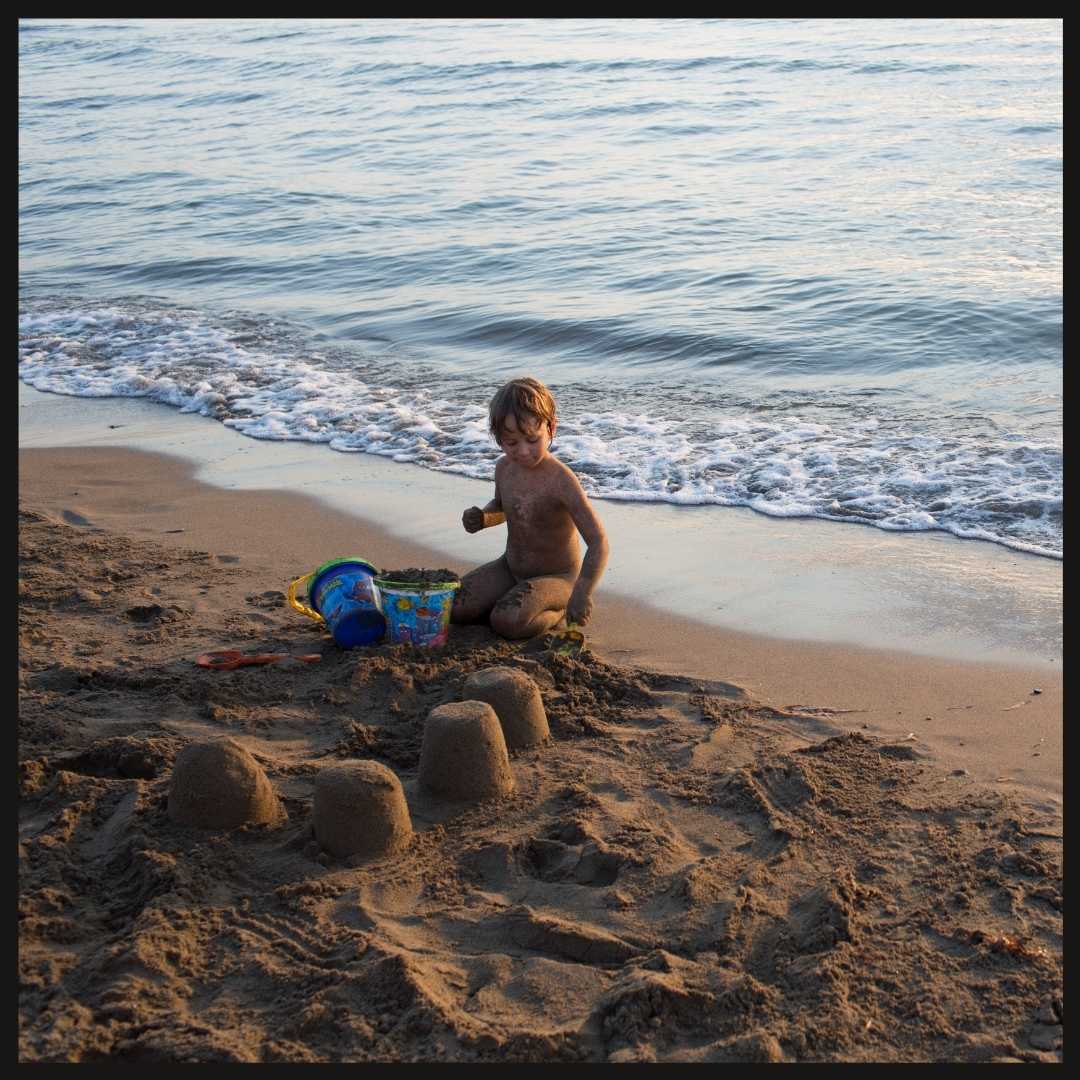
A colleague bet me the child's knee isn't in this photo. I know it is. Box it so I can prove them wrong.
[490,603,563,640]
[489,604,530,639]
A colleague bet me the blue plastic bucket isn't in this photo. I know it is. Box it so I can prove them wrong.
[306,557,385,647]
[374,577,459,648]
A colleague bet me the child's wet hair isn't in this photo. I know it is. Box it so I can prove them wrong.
[488,377,557,441]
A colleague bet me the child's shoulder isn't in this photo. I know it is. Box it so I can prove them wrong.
[547,454,586,488]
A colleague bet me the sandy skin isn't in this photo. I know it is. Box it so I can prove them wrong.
[453,413,609,639]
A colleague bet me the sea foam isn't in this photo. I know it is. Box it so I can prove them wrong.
[19,298,1062,559]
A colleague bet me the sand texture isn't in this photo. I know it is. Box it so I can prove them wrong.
[18,502,1063,1063]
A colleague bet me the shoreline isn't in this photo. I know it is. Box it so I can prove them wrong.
[18,381,1062,667]
[19,436,1061,806]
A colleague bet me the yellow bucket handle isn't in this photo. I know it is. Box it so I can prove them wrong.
[287,573,323,624]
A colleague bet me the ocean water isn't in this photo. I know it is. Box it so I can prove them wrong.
[18,18,1062,558]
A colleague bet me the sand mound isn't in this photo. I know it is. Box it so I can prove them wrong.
[462,666,549,749]
[168,738,286,830]
[419,701,514,802]
[313,760,412,860]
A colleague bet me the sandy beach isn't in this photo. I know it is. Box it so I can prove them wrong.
[18,433,1062,1063]
[19,15,1061,1063]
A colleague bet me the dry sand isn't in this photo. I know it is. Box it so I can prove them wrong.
[18,447,1062,1063]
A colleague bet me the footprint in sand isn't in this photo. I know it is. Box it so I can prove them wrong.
[523,836,623,886]
[124,603,167,623]
[502,905,640,965]
[246,591,286,609]
[62,509,97,528]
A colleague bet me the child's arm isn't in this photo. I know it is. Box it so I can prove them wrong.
[561,471,609,626]
[463,498,506,533]
[463,467,506,533]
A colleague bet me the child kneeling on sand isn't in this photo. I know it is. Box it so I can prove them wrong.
[451,376,609,640]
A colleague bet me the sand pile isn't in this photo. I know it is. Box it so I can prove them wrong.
[168,737,286,830]
[313,760,413,860]
[418,701,515,802]
[18,507,1063,1063]
[463,666,549,749]
[378,568,460,584]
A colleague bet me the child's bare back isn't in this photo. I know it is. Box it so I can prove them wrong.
[451,377,609,640]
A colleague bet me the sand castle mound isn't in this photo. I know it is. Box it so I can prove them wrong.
[313,759,413,860]
[167,738,286,830]
[463,665,549,750]
[419,700,515,802]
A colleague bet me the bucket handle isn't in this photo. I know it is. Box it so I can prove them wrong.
[287,573,323,624]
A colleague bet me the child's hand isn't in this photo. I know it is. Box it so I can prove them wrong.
[566,589,593,627]
[462,506,485,533]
